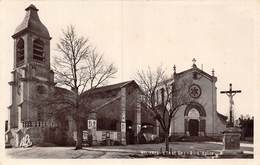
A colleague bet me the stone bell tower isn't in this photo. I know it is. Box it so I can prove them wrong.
[8,4,54,130]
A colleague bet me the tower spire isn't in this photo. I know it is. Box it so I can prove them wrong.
[12,4,50,39]
[25,4,39,11]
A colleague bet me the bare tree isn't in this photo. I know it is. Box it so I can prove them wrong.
[136,66,191,152]
[39,25,117,149]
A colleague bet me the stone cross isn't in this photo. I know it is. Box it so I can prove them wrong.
[192,58,196,64]
[173,65,176,73]
[220,83,241,127]
[192,58,197,68]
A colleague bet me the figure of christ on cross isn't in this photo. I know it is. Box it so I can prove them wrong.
[220,83,242,127]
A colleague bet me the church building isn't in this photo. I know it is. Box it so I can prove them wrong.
[155,59,227,139]
[6,4,156,147]
[6,4,226,148]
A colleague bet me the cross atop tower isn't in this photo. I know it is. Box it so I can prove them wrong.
[192,58,196,64]
[192,58,197,68]
[173,65,176,74]
[220,83,242,127]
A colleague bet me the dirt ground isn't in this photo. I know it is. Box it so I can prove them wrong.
[5,141,253,159]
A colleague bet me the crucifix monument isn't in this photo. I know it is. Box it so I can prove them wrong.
[220,83,242,127]
[219,83,243,156]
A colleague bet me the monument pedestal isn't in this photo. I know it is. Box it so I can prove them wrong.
[220,127,243,156]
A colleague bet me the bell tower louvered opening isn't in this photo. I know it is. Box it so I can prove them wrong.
[33,39,44,62]
[16,38,24,66]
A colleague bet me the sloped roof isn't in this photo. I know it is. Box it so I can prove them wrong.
[54,86,74,96]
[175,65,216,82]
[53,80,140,98]
[157,77,174,86]
[82,80,140,96]
[217,111,228,124]
[12,4,51,39]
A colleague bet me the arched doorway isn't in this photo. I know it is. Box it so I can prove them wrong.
[189,119,199,136]
[184,102,206,136]
[188,108,200,136]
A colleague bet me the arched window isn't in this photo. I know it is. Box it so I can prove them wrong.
[16,39,24,65]
[33,39,44,62]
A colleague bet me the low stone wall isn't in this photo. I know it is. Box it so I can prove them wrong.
[5,126,61,147]
[6,129,20,147]
[6,128,42,147]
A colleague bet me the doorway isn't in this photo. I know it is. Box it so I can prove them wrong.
[188,119,199,136]
[126,120,134,144]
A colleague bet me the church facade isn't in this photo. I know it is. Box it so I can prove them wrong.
[155,61,227,139]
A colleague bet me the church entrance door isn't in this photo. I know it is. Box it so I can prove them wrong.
[188,119,199,136]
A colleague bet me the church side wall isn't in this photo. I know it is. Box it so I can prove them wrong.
[96,99,121,127]
[71,85,141,145]
[170,106,185,136]
[125,86,142,143]
[215,116,226,135]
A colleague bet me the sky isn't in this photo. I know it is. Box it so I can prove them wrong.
[0,0,258,121]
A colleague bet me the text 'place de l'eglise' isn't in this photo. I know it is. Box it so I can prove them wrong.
[6,4,230,148]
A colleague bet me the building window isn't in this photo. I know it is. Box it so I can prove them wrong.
[16,39,24,65]
[33,39,44,62]
[193,72,198,80]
